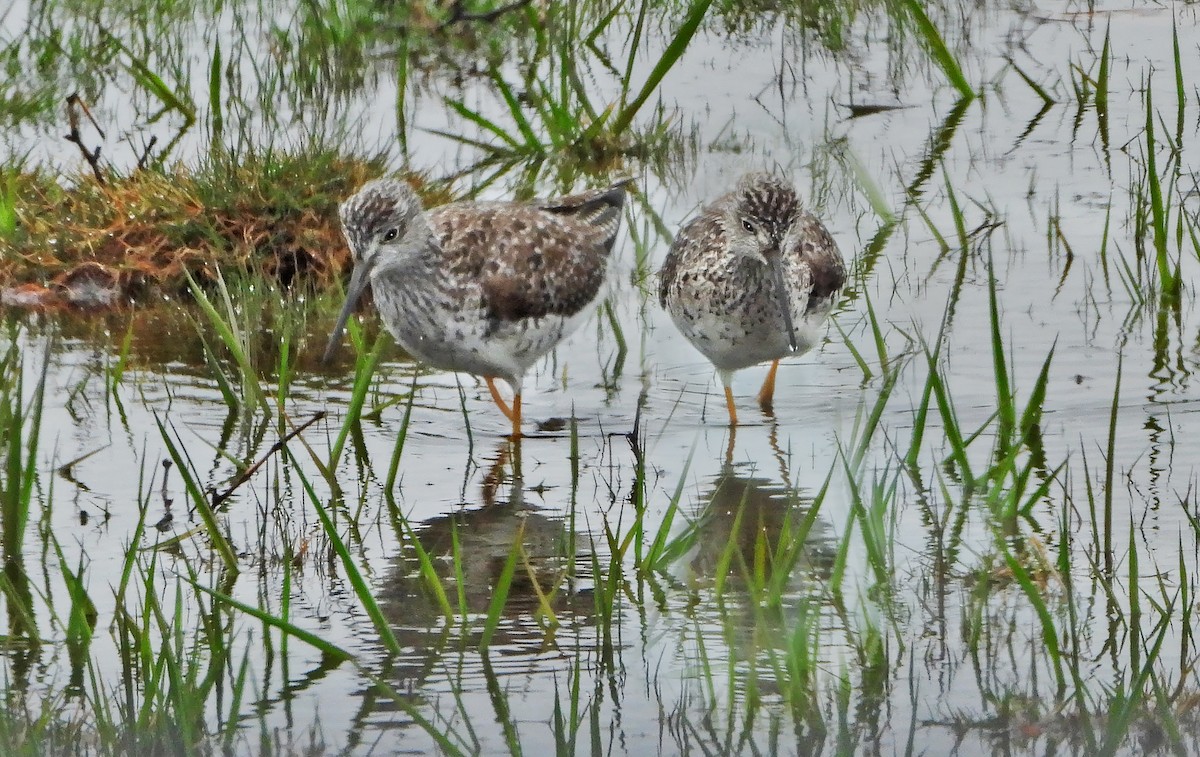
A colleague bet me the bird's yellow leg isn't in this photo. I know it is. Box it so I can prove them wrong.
[724,384,739,427]
[510,393,523,439]
[485,377,516,421]
[756,359,780,411]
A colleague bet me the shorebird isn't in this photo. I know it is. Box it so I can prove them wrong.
[658,173,845,425]
[323,177,629,437]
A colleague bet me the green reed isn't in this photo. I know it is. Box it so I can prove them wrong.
[390,507,454,619]
[611,0,713,134]
[326,331,388,478]
[641,442,694,574]
[189,578,350,663]
[153,415,240,573]
[0,337,45,589]
[0,170,17,239]
[50,533,98,667]
[1095,25,1111,155]
[834,317,874,383]
[2,2,1199,754]
[1008,59,1056,107]
[185,269,270,414]
[900,0,974,100]
[549,657,589,757]
[1142,86,1180,303]
[1172,21,1185,145]
[433,0,706,179]
[290,445,402,654]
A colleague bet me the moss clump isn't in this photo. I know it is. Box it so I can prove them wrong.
[0,151,452,308]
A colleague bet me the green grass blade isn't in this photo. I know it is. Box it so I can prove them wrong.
[443,98,525,150]
[901,0,975,99]
[612,0,713,134]
[986,255,1015,458]
[329,332,387,473]
[191,581,350,663]
[490,66,541,148]
[153,415,240,574]
[1008,59,1055,106]
[479,535,522,651]
[209,40,223,139]
[1173,19,1185,141]
[286,447,403,655]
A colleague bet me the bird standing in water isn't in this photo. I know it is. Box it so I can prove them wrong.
[658,173,845,425]
[324,177,630,437]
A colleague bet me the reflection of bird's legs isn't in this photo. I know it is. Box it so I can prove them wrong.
[757,359,780,412]
[725,425,737,466]
[482,439,524,508]
[767,415,793,490]
[510,430,522,482]
[480,443,510,506]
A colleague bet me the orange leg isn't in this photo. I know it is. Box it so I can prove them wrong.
[509,392,523,438]
[724,384,739,427]
[485,377,523,437]
[756,359,780,411]
[486,377,515,421]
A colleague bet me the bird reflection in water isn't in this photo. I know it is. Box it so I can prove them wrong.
[686,434,836,592]
[667,424,840,716]
[371,440,595,698]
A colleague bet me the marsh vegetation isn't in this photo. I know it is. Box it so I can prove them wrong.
[2,0,1200,754]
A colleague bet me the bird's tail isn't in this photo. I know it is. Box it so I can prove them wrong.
[539,178,633,250]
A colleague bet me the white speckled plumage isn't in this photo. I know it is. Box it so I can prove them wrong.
[325,177,630,436]
[659,173,845,424]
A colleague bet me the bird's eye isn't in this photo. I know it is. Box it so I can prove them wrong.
[741,219,755,234]
[383,228,399,242]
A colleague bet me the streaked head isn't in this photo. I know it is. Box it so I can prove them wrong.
[723,173,802,350]
[322,178,424,363]
[723,173,800,265]
[339,178,423,264]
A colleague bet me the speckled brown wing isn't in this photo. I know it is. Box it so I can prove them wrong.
[658,202,728,308]
[788,211,845,314]
[431,182,627,325]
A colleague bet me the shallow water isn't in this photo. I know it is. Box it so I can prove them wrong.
[4,0,1200,753]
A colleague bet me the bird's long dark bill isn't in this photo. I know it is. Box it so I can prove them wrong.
[322,262,371,364]
[768,256,799,352]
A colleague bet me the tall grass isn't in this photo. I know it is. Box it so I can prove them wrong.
[0,335,47,642]
[1,1,1199,755]
[432,0,707,181]
[900,0,974,100]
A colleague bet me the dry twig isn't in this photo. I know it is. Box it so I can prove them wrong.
[64,93,108,185]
